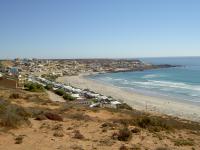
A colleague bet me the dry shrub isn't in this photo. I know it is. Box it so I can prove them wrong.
[73,130,84,139]
[68,113,91,121]
[9,93,20,99]
[131,127,141,134]
[119,145,128,150]
[136,116,170,132]
[53,130,64,137]
[0,100,9,113]
[44,112,63,121]
[101,122,114,128]
[117,103,133,110]
[15,135,24,144]
[112,119,134,127]
[58,104,74,113]
[113,127,132,141]
[99,138,115,146]
[156,147,170,150]
[70,145,84,150]
[173,138,195,146]
[52,124,63,130]
[40,122,51,129]
[0,104,30,128]
[35,114,46,121]
[27,107,44,118]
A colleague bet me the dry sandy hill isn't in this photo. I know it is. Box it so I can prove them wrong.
[0,87,200,150]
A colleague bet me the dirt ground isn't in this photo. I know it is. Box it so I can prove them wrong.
[0,87,200,150]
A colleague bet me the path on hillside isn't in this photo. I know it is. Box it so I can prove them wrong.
[46,91,66,103]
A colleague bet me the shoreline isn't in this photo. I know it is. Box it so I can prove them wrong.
[57,74,200,122]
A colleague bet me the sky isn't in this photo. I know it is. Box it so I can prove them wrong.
[0,0,200,59]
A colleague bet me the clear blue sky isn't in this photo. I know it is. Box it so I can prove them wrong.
[0,0,200,59]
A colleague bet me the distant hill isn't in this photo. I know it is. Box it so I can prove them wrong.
[0,60,14,68]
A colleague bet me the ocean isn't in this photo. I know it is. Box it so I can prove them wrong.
[89,57,200,105]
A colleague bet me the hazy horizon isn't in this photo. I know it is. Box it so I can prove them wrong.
[1,0,200,59]
[1,56,200,60]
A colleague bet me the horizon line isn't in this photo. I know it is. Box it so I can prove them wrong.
[1,55,200,60]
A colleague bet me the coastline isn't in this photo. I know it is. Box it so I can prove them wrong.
[57,73,200,122]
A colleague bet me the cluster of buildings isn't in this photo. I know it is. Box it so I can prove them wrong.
[11,58,154,77]
[0,61,25,89]
[31,76,122,108]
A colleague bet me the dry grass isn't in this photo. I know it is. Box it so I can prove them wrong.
[0,87,200,150]
[136,116,171,132]
[173,138,195,146]
[67,113,91,121]
[0,102,30,128]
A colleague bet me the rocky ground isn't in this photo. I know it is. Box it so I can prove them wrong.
[0,87,200,150]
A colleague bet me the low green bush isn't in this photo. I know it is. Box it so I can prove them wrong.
[45,84,53,90]
[24,82,44,92]
[117,103,133,110]
[63,93,75,101]
[54,89,65,96]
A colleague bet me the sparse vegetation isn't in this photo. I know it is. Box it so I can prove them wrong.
[15,135,24,144]
[44,112,63,121]
[53,130,64,137]
[131,127,141,134]
[52,124,63,130]
[63,93,75,101]
[58,104,74,113]
[0,103,30,128]
[155,147,170,150]
[73,130,84,139]
[173,138,195,146]
[101,122,115,128]
[9,93,20,99]
[136,116,170,132]
[0,87,200,150]
[45,84,53,90]
[54,89,65,96]
[119,145,128,150]
[114,127,132,141]
[67,113,91,121]
[117,103,133,110]
[24,82,45,92]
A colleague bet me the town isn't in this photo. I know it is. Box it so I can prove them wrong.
[0,58,175,110]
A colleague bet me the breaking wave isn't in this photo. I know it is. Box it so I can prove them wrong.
[131,80,200,92]
[142,74,166,79]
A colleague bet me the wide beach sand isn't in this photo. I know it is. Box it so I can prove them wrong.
[58,74,200,122]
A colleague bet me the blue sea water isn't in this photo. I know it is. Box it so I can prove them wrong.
[89,57,200,105]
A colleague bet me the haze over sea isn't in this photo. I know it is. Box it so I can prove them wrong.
[89,57,200,106]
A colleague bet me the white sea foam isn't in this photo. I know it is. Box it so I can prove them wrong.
[131,80,200,92]
[142,74,165,79]
[103,77,113,81]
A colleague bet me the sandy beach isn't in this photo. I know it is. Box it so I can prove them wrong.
[57,74,200,122]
